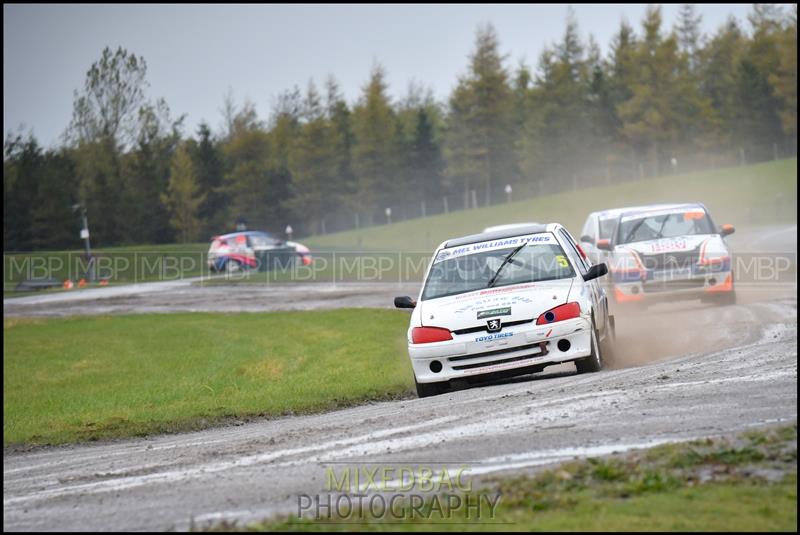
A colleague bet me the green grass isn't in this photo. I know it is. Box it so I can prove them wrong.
[305,158,798,252]
[253,425,797,532]
[194,250,433,285]
[3,310,414,446]
[257,480,796,531]
[3,241,209,293]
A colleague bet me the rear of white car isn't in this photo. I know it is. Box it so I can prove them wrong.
[395,223,613,397]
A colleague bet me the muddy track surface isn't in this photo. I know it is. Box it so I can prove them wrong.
[3,280,424,317]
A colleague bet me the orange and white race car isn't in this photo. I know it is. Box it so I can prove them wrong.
[584,203,736,307]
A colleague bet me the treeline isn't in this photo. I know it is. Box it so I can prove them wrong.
[4,5,797,251]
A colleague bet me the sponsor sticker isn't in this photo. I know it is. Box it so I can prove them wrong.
[454,282,539,300]
[434,233,553,263]
[477,307,511,319]
[475,332,513,342]
[649,238,688,253]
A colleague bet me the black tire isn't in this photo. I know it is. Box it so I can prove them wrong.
[575,321,603,374]
[225,259,243,274]
[415,377,448,398]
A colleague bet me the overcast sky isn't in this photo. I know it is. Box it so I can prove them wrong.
[3,4,772,148]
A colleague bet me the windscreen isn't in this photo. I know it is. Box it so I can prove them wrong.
[249,233,280,248]
[421,234,575,301]
[616,210,714,245]
[209,239,227,251]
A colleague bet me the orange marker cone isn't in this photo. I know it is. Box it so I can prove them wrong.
[99,279,109,286]
[78,279,87,288]
[63,280,74,290]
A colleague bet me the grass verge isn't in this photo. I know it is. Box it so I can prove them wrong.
[251,425,797,532]
[193,251,432,285]
[3,310,414,446]
[3,241,209,295]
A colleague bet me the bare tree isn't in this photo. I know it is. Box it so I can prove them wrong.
[66,46,148,148]
[219,87,237,141]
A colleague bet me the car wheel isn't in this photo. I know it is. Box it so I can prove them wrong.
[575,320,603,374]
[702,276,737,306]
[414,377,448,398]
[225,259,243,274]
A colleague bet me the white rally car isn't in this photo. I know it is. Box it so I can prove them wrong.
[578,206,646,265]
[394,223,614,397]
[593,203,736,307]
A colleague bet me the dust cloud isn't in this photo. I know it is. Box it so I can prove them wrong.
[606,285,796,370]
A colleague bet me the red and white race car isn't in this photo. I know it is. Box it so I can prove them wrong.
[207,231,312,272]
[582,203,736,306]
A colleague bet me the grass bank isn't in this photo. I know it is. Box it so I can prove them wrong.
[305,158,797,252]
[194,250,433,285]
[3,310,413,446]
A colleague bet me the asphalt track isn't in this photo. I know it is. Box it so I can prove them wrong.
[3,225,797,530]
